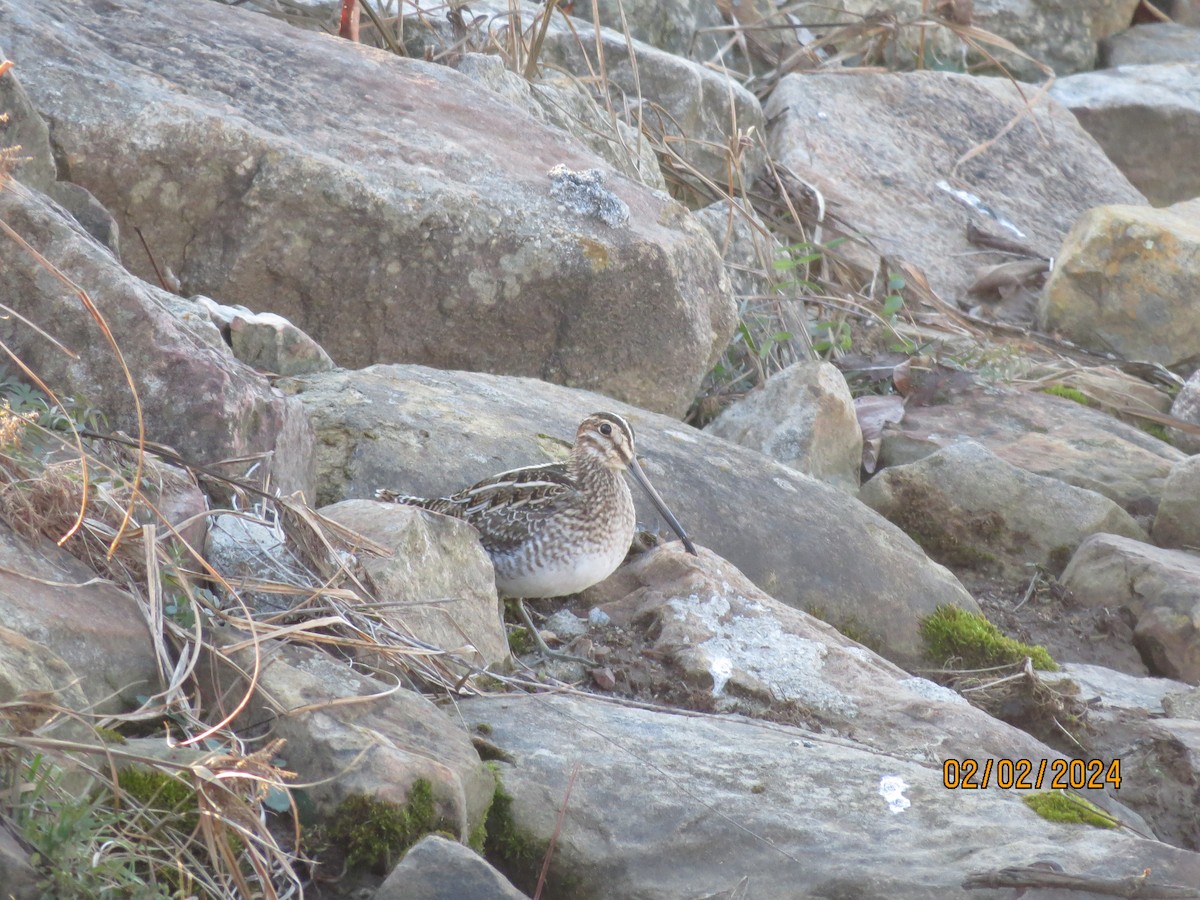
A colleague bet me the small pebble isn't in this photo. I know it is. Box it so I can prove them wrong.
[590,667,617,690]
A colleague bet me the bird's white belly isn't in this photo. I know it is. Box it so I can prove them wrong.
[494,541,627,599]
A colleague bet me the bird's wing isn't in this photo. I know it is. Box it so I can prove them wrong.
[452,463,580,554]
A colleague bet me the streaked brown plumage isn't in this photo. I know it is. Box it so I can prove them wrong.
[377,412,697,657]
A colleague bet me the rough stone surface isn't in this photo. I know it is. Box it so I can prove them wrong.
[0,50,57,190]
[193,297,334,378]
[691,199,785,301]
[403,0,768,191]
[860,441,1146,583]
[583,544,1077,764]
[1056,662,1190,715]
[0,824,39,900]
[204,634,494,837]
[705,361,863,492]
[376,835,529,900]
[1169,362,1200,453]
[1,0,735,417]
[454,52,664,192]
[1061,533,1200,683]
[1047,663,1200,848]
[1152,455,1200,551]
[460,692,1198,899]
[766,70,1144,309]
[205,513,317,615]
[0,523,160,713]
[320,500,508,667]
[1051,64,1200,206]
[782,0,1137,79]
[879,385,1185,520]
[0,625,93,736]
[279,364,979,670]
[566,0,728,61]
[0,181,311,490]
[1038,203,1200,367]
[1101,22,1200,66]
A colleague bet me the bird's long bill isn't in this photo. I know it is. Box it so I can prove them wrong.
[627,456,699,556]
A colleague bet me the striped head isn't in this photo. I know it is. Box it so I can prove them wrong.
[573,412,699,556]
[573,412,637,471]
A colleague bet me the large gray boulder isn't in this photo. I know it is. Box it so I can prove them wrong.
[0,0,735,417]
[462,692,1199,899]
[0,181,309,478]
[766,70,1144,310]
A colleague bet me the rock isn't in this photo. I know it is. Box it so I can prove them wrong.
[704,361,863,492]
[1169,363,1200,452]
[1152,455,1200,550]
[880,385,1184,519]
[583,544,1084,763]
[0,54,118,254]
[279,364,979,670]
[781,0,1134,79]
[1100,22,1200,66]
[0,181,310,490]
[375,835,529,900]
[0,824,39,900]
[766,71,1143,312]
[0,523,160,713]
[1046,663,1200,849]
[194,296,334,377]
[454,53,664,191]
[537,16,767,191]
[691,199,786,301]
[860,441,1146,583]
[1051,64,1200,206]
[402,0,767,190]
[205,513,315,615]
[460,692,1199,898]
[1060,533,1200,682]
[0,51,56,189]
[202,633,494,838]
[566,0,727,61]
[2,0,734,417]
[1162,0,1200,26]
[1038,202,1200,367]
[320,500,509,667]
[1164,684,1200,718]
[0,625,93,739]
[1056,662,1189,714]
[137,454,209,551]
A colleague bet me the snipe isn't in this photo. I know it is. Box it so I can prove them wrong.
[376,412,697,659]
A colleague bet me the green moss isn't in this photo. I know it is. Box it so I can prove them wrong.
[830,615,885,653]
[1023,792,1117,828]
[1140,422,1170,442]
[482,767,546,876]
[116,767,198,828]
[504,603,536,656]
[921,605,1058,671]
[325,780,449,874]
[1039,385,1094,407]
[93,726,126,744]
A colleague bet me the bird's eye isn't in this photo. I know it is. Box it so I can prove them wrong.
[599,423,612,436]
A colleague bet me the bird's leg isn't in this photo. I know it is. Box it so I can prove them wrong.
[513,599,595,666]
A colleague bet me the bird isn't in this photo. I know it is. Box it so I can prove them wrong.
[376,412,698,661]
